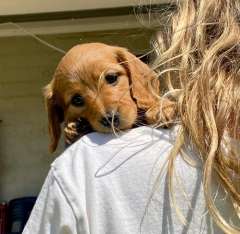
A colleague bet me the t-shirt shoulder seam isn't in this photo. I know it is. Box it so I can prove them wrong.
[51,166,82,221]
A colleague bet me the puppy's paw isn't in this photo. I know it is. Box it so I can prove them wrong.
[145,99,177,127]
[64,118,93,145]
[64,122,80,145]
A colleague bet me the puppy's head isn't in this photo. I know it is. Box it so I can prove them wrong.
[44,43,159,152]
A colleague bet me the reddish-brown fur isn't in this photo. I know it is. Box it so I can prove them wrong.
[44,43,176,152]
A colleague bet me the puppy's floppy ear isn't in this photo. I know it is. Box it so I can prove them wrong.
[43,83,64,153]
[116,48,159,111]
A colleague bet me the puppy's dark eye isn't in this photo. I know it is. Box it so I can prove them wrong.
[71,94,84,107]
[105,73,118,85]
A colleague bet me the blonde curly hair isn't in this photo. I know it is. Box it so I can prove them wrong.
[154,0,240,233]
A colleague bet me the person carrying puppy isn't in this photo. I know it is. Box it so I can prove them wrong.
[23,0,240,233]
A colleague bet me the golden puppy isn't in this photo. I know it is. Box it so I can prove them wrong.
[44,43,175,152]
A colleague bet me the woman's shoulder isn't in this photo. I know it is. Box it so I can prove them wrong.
[50,125,202,196]
[76,125,177,147]
[52,126,177,170]
[48,126,214,234]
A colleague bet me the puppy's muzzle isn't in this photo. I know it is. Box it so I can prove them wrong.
[100,112,120,128]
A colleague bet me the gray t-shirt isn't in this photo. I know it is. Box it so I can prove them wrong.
[22,126,238,234]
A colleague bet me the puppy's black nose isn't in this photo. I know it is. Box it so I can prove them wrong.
[100,113,120,128]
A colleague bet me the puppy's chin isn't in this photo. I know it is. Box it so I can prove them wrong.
[91,113,137,133]
[92,121,135,133]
